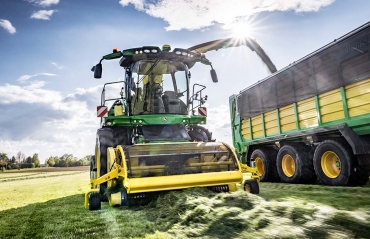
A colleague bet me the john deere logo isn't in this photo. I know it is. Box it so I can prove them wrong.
[162,117,167,122]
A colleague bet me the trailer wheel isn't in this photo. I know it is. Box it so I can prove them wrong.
[313,139,361,186]
[251,148,279,182]
[244,179,259,194]
[276,144,316,184]
[88,192,101,211]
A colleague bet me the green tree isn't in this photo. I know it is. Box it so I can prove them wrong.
[47,157,55,167]
[0,153,8,163]
[79,155,92,166]
[16,151,25,166]
[0,152,8,171]
[53,156,60,167]
[25,156,32,164]
[32,153,40,167]
[60,154,73,167]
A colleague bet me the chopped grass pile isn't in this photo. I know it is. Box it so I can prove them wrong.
[1,172,370,238]
[134,186,370,239]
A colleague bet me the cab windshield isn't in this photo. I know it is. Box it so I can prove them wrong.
[131,60,188,115]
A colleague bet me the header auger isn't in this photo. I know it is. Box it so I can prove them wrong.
[85,39,267,210]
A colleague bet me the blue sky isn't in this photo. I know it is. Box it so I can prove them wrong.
[0,0,369,162]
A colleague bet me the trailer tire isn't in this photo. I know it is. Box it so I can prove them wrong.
[353,164,370,186]
[301,145,318,184]
[276,144,316,184]
[251,148,279,182]
[89,192,101,211]
[244,179,259,194]
[313,139,359,186]
[96,127,115,201]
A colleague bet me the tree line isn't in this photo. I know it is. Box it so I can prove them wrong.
[46,154,91,167]
[0,152,91,170]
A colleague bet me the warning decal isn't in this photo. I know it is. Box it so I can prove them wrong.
[97,106,108,117]
[198,107,207,117]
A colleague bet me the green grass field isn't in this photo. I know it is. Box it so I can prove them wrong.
[1,169,370,239]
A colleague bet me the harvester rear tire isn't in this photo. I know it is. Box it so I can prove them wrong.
[276,144,316,184]
[244,179,259,194]
[89,192,101,211]
[251,148,279,182]
[313,139,360,186]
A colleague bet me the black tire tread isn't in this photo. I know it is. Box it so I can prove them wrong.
[97,128,115,201]
[277,144,316,184]
[313,139,366,186]
[89,192,101,211]
[244,179,259,194]
[352,163,370,186]
[251,147,279,182]
[296,144,317,184]
[188,125,212,142]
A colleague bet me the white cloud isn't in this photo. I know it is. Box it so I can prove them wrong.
[27,0,59,7]
[17,73,56,82]
[40,72,56,77]
[119,0,145,10]
[30,10,56,20]
[119,0,335,31]
[0,19,16,34]
[0,80,234,162]
[24,80,46,90]
[206,104,233,145]
[17,75,33,82]
[51,62,64,69]
[0,82,102,162]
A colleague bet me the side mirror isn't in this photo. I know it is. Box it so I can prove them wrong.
[210,69,218,83]
[94,63,102,79]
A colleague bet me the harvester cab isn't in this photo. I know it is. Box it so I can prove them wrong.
[85,41,261,210]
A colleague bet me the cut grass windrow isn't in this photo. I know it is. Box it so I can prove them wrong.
[0,172,45,179]
[0,171,87,183]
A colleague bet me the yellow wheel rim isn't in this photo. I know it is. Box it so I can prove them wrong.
[321,151,341,178]
[244,184,251,193]
[255,157,264,177]
[282,154,295,177]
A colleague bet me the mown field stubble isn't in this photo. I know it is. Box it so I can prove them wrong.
[1,167,370,239]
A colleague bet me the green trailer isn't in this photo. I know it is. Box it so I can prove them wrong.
[229,22,370,186]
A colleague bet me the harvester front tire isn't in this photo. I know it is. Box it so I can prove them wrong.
[313,139,359,186]
[188,125,212,142]
[96,128,115,201]
[251,148,279,182]
[276,144,316,184]
[89,192,101,211]
[244,179,259,194]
